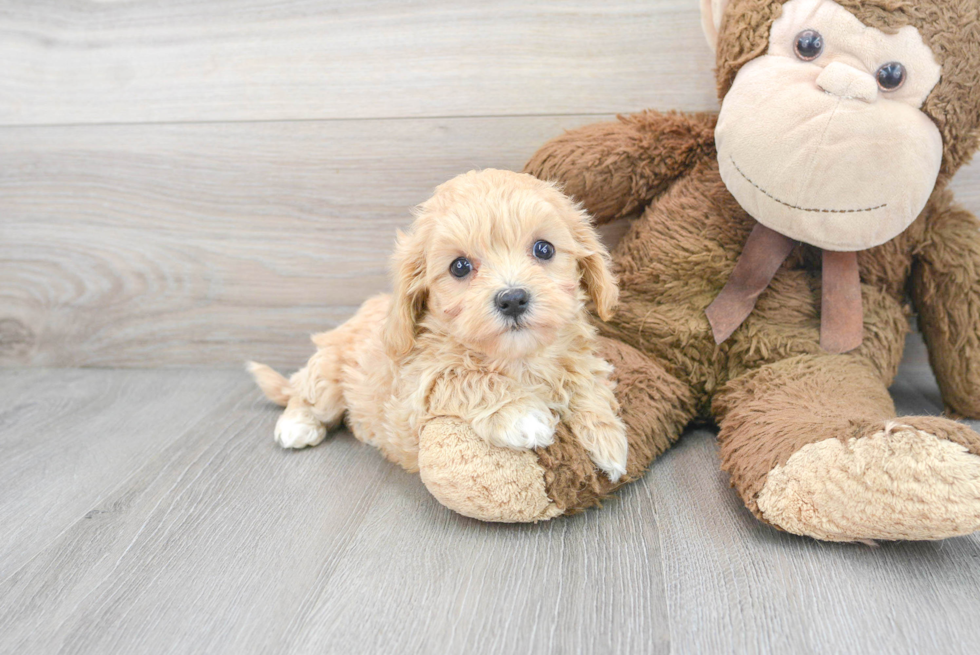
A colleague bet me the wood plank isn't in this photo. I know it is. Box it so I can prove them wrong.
[277,466,669,654]
[3,115,978,370]
[0,368,250,580]
[0,0,717,126]
[646,337,980,655]
[949,170,980,218]
[0,384,399,654]
[0,372,670,654]
[652,432,980,655]
[0,114,610,369]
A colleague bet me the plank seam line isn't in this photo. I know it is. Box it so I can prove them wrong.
[0,111,633,131]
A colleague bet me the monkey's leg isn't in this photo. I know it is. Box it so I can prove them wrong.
[911,196,980,418]
[417,338,697,521]
[713,354,980,541]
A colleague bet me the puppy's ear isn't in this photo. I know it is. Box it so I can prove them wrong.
[570,209,619,322]
[383,228,428,359]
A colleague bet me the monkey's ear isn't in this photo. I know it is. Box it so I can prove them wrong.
[700,0,732,53]
[382,229,428,360]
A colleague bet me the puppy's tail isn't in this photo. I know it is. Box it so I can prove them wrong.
[246,361,292,406]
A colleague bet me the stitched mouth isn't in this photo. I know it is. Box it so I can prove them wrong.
[730,156,887,214]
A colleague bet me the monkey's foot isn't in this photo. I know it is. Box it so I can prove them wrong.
[757,418,980,541]
[418,417,562,522]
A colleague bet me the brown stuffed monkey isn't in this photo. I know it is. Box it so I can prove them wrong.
[418,0,980,542]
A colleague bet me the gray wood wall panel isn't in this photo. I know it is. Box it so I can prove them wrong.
[0,0,717,126]
[2,0,978,368]
[0,115,602,368]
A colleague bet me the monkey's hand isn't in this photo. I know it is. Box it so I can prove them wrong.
[523,110,716,224]
[912,198,980,419]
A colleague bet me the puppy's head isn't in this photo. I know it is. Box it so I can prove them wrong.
[383,169,618,360]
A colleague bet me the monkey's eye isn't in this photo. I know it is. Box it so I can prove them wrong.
[876,62,906,91]
[794,30,823,61]
[532,240,555,260]
[449,257,473,278]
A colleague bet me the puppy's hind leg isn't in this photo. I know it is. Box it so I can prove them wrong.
[302,331,349,430]
[275,395,329,449]
[249,335,347,449]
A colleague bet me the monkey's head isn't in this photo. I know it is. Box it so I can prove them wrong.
[701,0,980,251]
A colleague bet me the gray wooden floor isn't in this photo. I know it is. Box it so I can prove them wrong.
[1,333,978,655]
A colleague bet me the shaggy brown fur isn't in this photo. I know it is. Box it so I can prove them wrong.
[540,337,696,513]
[714,352,980,523]
[520,0,980,536]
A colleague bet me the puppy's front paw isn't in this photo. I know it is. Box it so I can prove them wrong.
[578,420,629,483]
[472,405,557,452]
[275,412,327,449]
[476,408,556,451]
[508,410,557,449]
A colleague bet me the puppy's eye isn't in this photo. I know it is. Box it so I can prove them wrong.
[449,257,472,279]
[794,30,823,61]
[532,240,555,261]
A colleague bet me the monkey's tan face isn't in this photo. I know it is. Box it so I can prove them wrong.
[715,0,943,251]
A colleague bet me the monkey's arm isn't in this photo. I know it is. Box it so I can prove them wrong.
[524,110,717,224]
[910,197,980,418]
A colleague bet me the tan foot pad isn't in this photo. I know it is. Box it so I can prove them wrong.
[757,425,980,541]
[418,417,562,523]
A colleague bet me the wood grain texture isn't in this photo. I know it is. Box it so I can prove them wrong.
[0,375,670,655]
[0,0,717,126]
[0,367,250,580]
[0,114,604,369]
[277,475,669,654]
[949,170,980,217]
[3,115,978,369]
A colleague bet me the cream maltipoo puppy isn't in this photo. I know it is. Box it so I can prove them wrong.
[249,169,628,480]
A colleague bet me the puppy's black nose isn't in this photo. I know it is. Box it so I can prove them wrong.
[495,288,530,318]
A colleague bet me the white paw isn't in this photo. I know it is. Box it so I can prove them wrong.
[502,409,556,450]
[275,413,327,449]
[591,451,628,483]
[583,423,629,482]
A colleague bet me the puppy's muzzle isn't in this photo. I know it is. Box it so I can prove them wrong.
[495,287,530,319]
